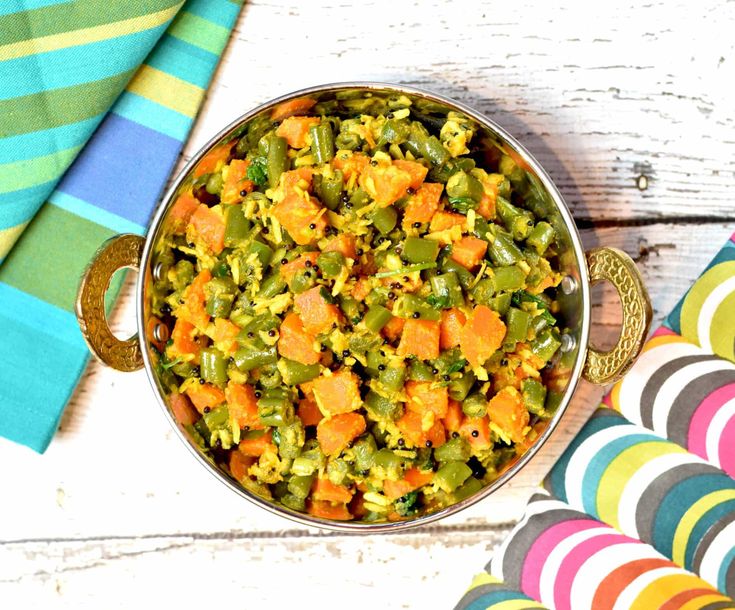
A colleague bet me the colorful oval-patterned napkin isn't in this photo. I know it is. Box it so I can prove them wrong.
[455,231,735,609]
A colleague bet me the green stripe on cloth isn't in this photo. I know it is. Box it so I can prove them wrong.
[0,204,116,311]
[168,11,230,54]
[0,0,182,46]
[0,146,81,194]
[0,0,242,452]
[0,71,134,137]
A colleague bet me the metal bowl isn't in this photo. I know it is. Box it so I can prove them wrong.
[75,83,652,532]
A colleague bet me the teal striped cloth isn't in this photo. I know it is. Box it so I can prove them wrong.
[0,0,243,452]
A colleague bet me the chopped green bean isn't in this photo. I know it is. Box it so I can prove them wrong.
[364,304,393,333]
[371,206,398,235]
[317,250,345,278]
[267,135,288,188]
[403,237,440,264]
[234,345,277,371]
[200,348,228,386]
[278,358,320,385]
[309,123,335,163]
[530,328,562,363]
[224,205,251,247]
[521,378,548,416]
[435,461,472,492]
[503,306,530,347]
[462,392,487,418]
[527,221,555,254]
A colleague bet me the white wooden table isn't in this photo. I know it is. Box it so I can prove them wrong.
[2,1,734,608]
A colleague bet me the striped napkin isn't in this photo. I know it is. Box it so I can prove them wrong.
[0,0,242,452]
[455,231,735,609]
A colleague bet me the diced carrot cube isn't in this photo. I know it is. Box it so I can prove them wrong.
[442,399,463,433]
[450,236,487,270]
[221,159,254,204]
[393,159,429,190]
[294,286,342,335]
[169,192,200,234]
[270,97,317,122]
[176,269,212,331]
[460,305,506,368]
[311,478,354,503]
[333,152,369,180]
[194,142,232,178]
[186,383,226,414]
[430,211,466,232]
[317,412,366,455]
[297,395,324,427]
[272,193,327,245]
[352,277,373,302]
[405,381,449,419]
[238,430,274,457]
[229,449,255,482]
[397,318,440,360]
[396,410,446,449]
[191,204,226,254]
[360,162,414,207]
[323,232,357,260]
[402,183,443,229]
[440,308,466,350]
[225,381,263,430]
[312,370,362,416]
[383,467,435,500]
[381,315,405,342]
[277,313,321,365]
[169,392,199,426]
[213,318,241,355]
[169,319,204,361]
[280,252,320,284]
[276,116,320,149]
[307,499,352,521]
[487,387,529,443]
[459,415,493,450]
[280,167,315,193]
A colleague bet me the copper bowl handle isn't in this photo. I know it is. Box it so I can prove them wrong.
[75,234,145,372]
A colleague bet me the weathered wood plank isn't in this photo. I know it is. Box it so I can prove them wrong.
[0,528,511,609]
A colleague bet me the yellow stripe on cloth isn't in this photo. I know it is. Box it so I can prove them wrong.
[672,489,735,566]
[0,222,29,261]
[0,3,183,61]
[641,333,688,354]
[631,573,731,610]
[679,593,735,610]
[596,441,688,530]
[125,65,203,117]
[464,573,546,609]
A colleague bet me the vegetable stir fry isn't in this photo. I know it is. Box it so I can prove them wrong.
[151,92,565,522]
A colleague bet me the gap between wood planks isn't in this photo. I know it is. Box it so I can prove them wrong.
[1,521,516,547]
[576,214,735,229]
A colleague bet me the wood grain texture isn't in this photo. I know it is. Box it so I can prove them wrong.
[1,0,734,608]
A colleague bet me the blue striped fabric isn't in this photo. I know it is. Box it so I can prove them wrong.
[0,0,242,452]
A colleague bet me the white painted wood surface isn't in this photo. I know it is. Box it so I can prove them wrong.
[1,1,734,608]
